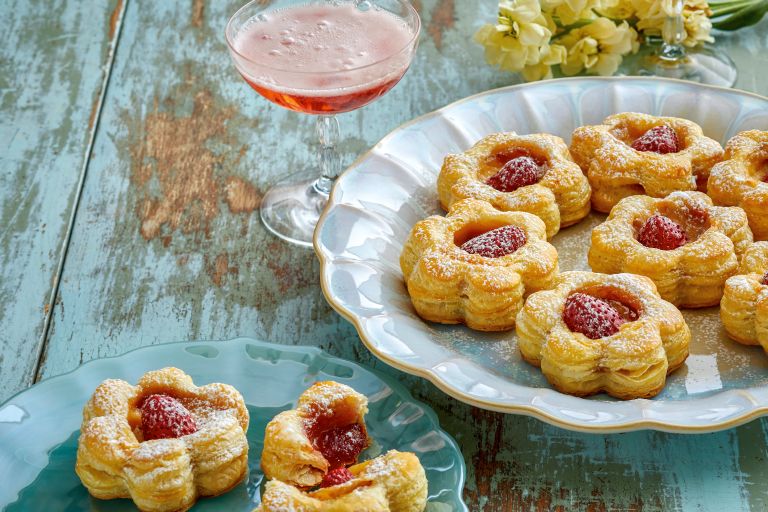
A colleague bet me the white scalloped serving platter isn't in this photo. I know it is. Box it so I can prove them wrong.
[315,77,768,433]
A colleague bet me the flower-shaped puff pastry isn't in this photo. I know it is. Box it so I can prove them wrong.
[257,451,428,512]
[400,199,559,331]
[708,130,768,240]
[516,271,691,399]
[261,381,369,488]
[437,132,591,238]
[721,242,768,353]
[589,191,753,308]
[570,112,723,212]
[75,367,249,512]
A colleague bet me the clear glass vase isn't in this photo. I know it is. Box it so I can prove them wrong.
[631,0,737,87]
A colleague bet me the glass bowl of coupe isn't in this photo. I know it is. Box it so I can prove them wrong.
[226,0,420,247]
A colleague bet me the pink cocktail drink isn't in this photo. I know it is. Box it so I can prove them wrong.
[226,0,419,247]
[230,3,416,114]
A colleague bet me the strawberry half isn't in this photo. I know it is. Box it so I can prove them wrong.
[486,156,545,192]
[637,214,687,250]
[140,394,197,441]
[562,292,627,340]
[460,225,527,258]
[631,125,680,154]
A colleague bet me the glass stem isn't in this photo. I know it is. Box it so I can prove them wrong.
[660,0,686,61]
[314,114,341,196]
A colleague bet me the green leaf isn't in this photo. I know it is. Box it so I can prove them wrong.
[712,0,768,30]
[710,0,757,17]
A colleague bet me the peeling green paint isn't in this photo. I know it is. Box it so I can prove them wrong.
[4,0,768,510]
[0,0,123,398]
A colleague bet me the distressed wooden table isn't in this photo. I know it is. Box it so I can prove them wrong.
[2,1,767,510]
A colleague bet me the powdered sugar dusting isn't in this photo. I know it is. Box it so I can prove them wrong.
[360,450,404,479]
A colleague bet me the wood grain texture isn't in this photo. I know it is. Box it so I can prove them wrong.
[14,0,768,510]
[0,0,123,399]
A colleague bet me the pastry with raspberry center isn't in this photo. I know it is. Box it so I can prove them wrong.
[708,130,768,240]
[75,368,249,512]
[259,383,429,512]
[258,450,428,512]
[438,132,591,238]
[589,191,753,308]
[401,199,559,331]
[516,271,690,399]
[261,381,370,488]
[570,112,723,212]
[721,242,768,355]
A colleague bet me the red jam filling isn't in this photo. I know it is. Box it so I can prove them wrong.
[314,423,367,467]
[305,411,368,469]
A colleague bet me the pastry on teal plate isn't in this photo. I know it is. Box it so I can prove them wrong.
[0,338,467,511]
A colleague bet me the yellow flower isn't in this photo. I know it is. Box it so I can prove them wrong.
[474,0,556,73]
[596,0,637,19]
[559,18,639,76]
[682,8,714,46]
[633,0,667,22]
[499,0,544,23]
[542,0,605,25]
[522,43,568,80]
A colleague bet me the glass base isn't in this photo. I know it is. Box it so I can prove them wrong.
[631,44,737,87]
[260,171,330,248]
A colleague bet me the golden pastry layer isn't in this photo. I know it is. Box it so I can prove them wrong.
[721,242,768,353]
[589,191,753,308]
[400,199,559,331]
[570,112,723,212]
[261,381,369,488]
[257,450,428,512]
[708,130,768,240]
[75,367,249,512]
[516,271,691,399]
[437,132,591,238]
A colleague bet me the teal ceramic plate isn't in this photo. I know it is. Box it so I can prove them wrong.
[0,338,466,511]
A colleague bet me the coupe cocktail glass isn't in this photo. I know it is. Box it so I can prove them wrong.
[226,0,420,246]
